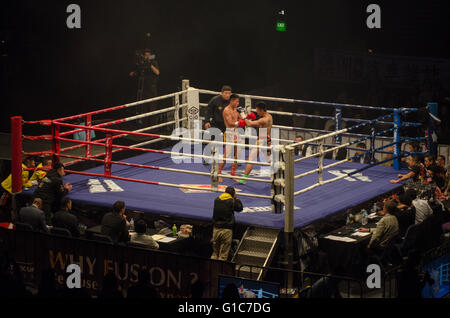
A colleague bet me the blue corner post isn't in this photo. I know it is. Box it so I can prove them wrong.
[334,106,342,145]
[427,102,439,158]
[393,109,401,170]
[370,122,376,164]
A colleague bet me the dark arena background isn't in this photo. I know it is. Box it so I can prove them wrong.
[0,0,450,305]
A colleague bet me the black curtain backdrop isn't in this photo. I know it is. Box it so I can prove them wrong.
[0,0,449,132]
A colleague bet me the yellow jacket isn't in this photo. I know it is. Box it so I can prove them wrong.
[29,163,48,183]
[1,163,33,194]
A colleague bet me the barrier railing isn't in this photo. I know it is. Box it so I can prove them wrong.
[235,264,364,298]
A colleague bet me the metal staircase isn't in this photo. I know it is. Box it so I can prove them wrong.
[232,226,280,280]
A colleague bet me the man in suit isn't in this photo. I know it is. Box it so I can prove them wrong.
[129,219,159,249]
[52,197,80,237]
[18,198,49,233]
[101,201,130,243]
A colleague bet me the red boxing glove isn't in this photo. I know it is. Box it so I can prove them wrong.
[246,112,256,120]
[238,119,246,128]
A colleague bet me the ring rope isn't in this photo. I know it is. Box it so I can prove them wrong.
[64,169,272,199]
[58,153,272,183]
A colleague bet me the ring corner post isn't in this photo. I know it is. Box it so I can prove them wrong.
[283,145,295,291]
[181,79,190,130]
[370,121,376,164]
[427,102,439,158]
[11,116,23,222]
[51,121,61,165]
[334,105,342,145]
[186,86,200,139]
[393,109,401,170]
[85,115,92,159]
[104,134,113,177]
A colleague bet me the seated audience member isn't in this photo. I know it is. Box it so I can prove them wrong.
[101,201,130,243]
[444,166,450,196]
[401,142,423,164]
[127,269,159,299]
[129,219,159,250]
[436,155,446,172]
[407,189,433,225]
[390,155,426,184]
[294,136,312,157]
[1,157,36,214]
[393,193,415,236]
[359,199,399,252]
[352,143,372,164]
[424,155,446,189]
[18,198,49,233]
[380,146,394,167]
[323,132,347,160]
[52,198,80,237]
[29,156,52,184]
[1,156,36,194]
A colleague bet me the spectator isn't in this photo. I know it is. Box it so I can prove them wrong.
[408,189,433,224]
[352,142,372,164]
[127,269,159,299]
[101,201,130,244]
[18,198,49,233]
[324,134,347,161]
[52,198,80,237]
[1,156,36,217]
[359,199,399,252]
[294,136,312,157]
[221,283,240,299]
[129,219,159,249]
[98,272,123,298]
[380,146,394,167]
[390,155,426,184]
[424,155,446,189]
[401,142,423,164]
[33,162,72,225]
[394,193,415,236]
[29,156,52,184]
[436,155,446,172]
[211,186,243,261]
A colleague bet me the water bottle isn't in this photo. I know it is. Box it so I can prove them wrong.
[130,218,135,232]
[172,224,177,237]
[361,210,368,226]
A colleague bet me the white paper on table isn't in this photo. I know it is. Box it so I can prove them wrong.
[103,180,124,192]
[368,213,378,219]
[89,185,107,193]
[323,235,357,242]
[351,231,371,237]
[151,234,167,241]
[158,237,177,243]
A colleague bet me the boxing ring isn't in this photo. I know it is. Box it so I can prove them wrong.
[10,80,428,230]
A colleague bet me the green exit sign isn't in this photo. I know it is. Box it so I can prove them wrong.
[276,21,287,32]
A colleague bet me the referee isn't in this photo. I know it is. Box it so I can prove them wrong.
[204,85,232,131]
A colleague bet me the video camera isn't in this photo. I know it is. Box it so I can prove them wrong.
[135,49,156,68]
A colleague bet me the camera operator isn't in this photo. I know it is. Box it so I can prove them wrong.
[129,49,160,125]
